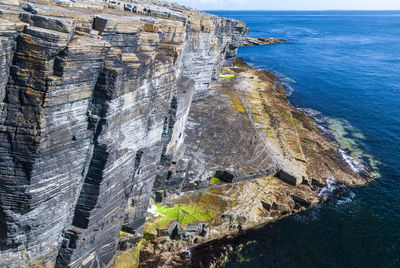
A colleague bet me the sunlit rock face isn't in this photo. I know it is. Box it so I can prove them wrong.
[0,1,248,267]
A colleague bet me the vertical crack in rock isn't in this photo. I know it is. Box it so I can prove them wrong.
[0,15,82,267]
[56,64,119,267]
[0,9,109,267]
[159,95,178,166]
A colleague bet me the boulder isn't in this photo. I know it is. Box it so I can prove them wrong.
[277,169,304,186]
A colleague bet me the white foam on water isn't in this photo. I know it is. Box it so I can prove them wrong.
[181,248,192,259]
[339,148,365,173]
[273,71,296,96]
[275,71,296,84]
[298,108,380,176]
[293,206,321,223]
[317,125,330,134]
[317,178,357,206]
[332,191,357,210]
[337,198,351,205]
[318,178,340,199]
[283,85,295,96]
[336,191,356,205]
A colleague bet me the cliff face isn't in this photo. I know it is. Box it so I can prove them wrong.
[0,1,248,267]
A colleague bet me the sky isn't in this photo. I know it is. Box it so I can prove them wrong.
[171,0,400,11]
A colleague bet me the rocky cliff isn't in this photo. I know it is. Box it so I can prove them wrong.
[0,0,248,267]
[0,0,371,267]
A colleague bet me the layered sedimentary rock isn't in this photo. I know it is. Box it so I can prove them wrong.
[0,1,248,267]
[241,37,286,47]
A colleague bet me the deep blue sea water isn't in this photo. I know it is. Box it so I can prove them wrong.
[206,11,400,267]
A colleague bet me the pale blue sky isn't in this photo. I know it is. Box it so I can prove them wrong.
[171,0,400,10]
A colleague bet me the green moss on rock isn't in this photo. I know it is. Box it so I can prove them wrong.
[220,73,235,78]
[151,200,214,225]
[209,177,223,186]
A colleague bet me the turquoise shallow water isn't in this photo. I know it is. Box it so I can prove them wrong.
[206,11,400,267]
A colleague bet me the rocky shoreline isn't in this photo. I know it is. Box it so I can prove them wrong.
[241,37,286,47]
[116,58,371,268]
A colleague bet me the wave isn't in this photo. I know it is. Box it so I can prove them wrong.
[339,148,365,173]
[293,205,321,223]
[181,248,192,261]
[317,178,345,199]
[272,71,296,96]
[336,191,356,205]
[317,178,356,206]
[274,71,296,84]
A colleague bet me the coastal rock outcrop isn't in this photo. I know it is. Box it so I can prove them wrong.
[135,52,372,267]
[0,0,248,267]
[241,37,286,47]
[137,59,367,267]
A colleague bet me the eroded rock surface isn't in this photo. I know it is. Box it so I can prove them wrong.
[137,59,368,267]
[241,37,286,47]
[0,1,248,267]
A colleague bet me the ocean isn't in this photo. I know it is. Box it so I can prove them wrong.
[206,10,400,267]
